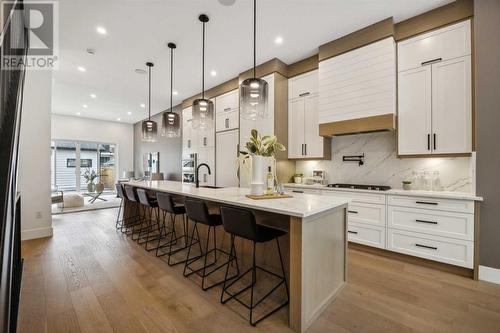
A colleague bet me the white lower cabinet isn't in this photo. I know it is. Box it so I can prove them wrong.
[387,229,473,268]
[284,186,477,269]
[348,222,386,249]
[197,147,215,186]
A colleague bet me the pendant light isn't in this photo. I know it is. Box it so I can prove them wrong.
[161,43,181,138]
[240,0,268,120]
[192,14,214,130]
[141,62,158,142]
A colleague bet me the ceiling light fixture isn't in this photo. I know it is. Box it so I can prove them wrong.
[240,0,268,120]
[82,104,88,108]
[192,14,214,130]
[127,111,132,115]
[140,103,146,108]
[141,62,158,142]
[96,26,107,35]
[275,36,283,44]
[116,118,121,121]
[210,70,217,76]
[173,90,178,95]
[162,43,181,138]
[76,112,81,116]
[78,66,86,72]
[90,94,96,98]
[135,68,147,75]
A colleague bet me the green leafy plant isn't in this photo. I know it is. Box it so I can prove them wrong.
[82,168,100,184]
[239,129,285,158]
[294,173,304,177]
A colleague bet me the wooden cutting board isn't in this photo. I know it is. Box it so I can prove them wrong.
[245,194,293,200]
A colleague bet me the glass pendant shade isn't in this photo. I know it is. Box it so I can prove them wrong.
[240,77,268,120]
[161,111,180,137]
[142,119,158,142]
[192,98,214,130]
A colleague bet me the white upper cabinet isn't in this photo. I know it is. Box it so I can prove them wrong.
[288,98,305,159]
[288,70,318,99]
[397,20,471,72]
[318,37,396,124]
[182,107,197,156]
[216,89,239,132]
[397,20,472,156]
[431,56,472,154]
[398,66,432,155]
[288,70,327,159]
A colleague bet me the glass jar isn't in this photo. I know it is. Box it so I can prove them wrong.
[432,171,443,191]
[422,171,432,191]
[411,171,419,190]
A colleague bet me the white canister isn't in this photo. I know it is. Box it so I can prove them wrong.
[250,155,266,195]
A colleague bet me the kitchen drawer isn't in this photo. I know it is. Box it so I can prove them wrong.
[216,109,239,132]
[398,20,471,72]
[216,89,239,113]
[387,229,473,268]
[287,188,322,195]
[323,190,386,205]
[348,202,386,227]
[348,222,385,249]
[388,206,473,241]
[387,195,474,213]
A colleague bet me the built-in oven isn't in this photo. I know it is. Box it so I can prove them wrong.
[182,153,197,184]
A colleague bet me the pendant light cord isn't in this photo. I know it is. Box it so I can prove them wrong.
[202,20,205,99]
[170,47,173,112]
[148,65,152,120]
[253,0,256,78]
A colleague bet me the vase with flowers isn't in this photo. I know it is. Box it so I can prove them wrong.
[238,129,286,195]
[82,168,100,193]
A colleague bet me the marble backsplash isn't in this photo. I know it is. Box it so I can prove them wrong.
[295,132,474,193]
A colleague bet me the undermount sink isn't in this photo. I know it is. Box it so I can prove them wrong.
[199,185,223,189]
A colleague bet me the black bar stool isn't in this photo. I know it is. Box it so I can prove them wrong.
[136,188,161,251]
[156,192,200,265]
[183,198,239,291]
[219,205,289,326]
[122,185,144,235]
[115,183,125,229]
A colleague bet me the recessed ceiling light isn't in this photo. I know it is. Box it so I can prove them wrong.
[76,112,81,116]
[140,103,146,108]
[210,70,217,76]
[135,68,147,74]
[96,26,107,35]
[127,111,132,115]
[90,94,96,98]
[82,104,88,108]
[78,66,86,72]
[275,36,283,45]
[116,118,121,121]
[173,90,178,95]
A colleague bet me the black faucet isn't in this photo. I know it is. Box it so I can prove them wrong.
[195,163,211,188]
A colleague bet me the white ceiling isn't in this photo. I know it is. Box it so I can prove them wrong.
[52,0,453,124]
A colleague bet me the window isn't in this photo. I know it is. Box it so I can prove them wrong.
[66,158,92,168]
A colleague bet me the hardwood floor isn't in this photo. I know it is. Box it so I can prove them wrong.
[18,208,500,333]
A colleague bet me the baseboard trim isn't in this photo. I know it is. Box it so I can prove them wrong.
[21,226,53,241]
[479,266,500,284]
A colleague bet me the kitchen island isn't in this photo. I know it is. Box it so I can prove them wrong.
[123,180,349,333]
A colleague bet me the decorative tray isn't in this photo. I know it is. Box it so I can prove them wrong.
[245,193,293,200]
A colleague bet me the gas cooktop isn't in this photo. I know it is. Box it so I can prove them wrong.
[327,183,391,191]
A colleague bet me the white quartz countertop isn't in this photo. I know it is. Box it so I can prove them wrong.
[283,183,483,201]
[124,180,349,218]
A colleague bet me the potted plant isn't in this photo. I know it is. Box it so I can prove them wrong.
[294,173,304,184]
[238,129,285,195]
[82,168,99,193]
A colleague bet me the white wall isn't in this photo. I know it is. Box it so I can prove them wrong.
[51,114,134,177]
[296,132,473,193]
[18,70,53,240]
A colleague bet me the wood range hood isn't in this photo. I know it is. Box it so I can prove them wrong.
[319,114,396,137]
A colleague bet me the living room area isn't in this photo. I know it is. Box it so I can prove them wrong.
[49,114,134,214]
